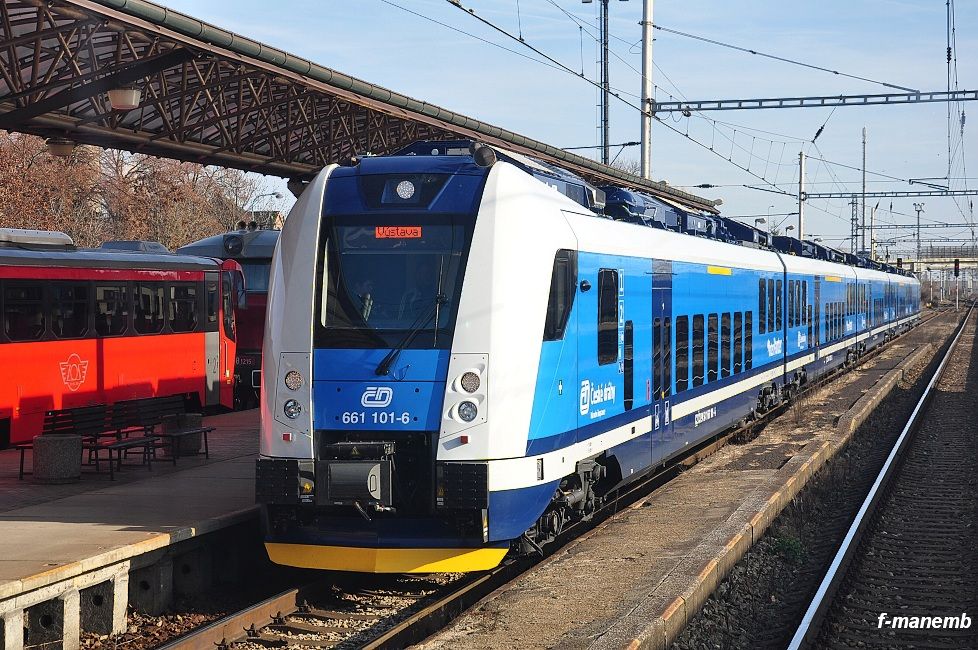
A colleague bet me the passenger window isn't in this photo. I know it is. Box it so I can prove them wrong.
[52,283,89,339]
[721,313,731,378]
[788,281,795,328]
[795,281,802,326]
[692,314,705,388]
[767,280,775,333]
[675,316,689,393]
[802,281,808,323]
[597,269,618,365]
[775,279,783,330]
[758,279,766,334]
[169,284,199,333]
[745,312,753,370]
[653,318,662,398]
[662,317,671,397]
[3,283,45,342]
[544,250,577,341]
[206,281,218,325]
[624,321,634,411]
[733,312,743,373]
[222,273,236,342]
[707,314,718,382]
[807,305,813,345]
[134,283,164,334]
[95,285,128,336]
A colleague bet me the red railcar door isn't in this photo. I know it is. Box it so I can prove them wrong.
[204,271,221,406]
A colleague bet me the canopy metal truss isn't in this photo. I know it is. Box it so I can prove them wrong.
[0,0,717,212]
[803,189,978,200]
[653,90,978,113]
[895,244,978,266]
[870,223,976,230]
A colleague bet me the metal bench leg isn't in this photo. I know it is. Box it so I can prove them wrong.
[108,449,115,481]
[204,431,209,459]
[171,438,178,466]
[145,444,152,471]
[19,448,26,480]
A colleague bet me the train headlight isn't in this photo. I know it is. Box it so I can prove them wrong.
[283,399,302,419]
[284,370,303,391]
[395,180,416,200]
[460,371,481,393]
[457,400,478,422]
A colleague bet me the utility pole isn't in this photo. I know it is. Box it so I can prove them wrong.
[870,202,876,260]
[798,151,805,240]
[861,127,867,253]
[850,197,859,253]
[639,0,653,178]
[913,202,924,266]
[600,0,610,165]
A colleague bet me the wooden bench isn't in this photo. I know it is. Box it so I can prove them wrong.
[17,405,158,480]
[89,435,157,481]
[116,395,213,464]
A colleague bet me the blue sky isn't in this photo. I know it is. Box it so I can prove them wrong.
[160,0,976,255]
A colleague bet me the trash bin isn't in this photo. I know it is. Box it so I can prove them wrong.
[161,413,203,456]
[33,434,83,483]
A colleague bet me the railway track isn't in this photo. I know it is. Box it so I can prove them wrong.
[158,312,945,650]
[789,303,978,649]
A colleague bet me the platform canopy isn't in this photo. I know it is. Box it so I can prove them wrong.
[0,0,717,212]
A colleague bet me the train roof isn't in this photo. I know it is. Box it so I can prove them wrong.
[100,240,171,253]
[387,141,914,278]
[0,233,222,271]
[177,228,280,260]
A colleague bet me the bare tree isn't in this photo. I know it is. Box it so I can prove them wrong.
[0,132,104,245]
[0,131,267,249]
[611,158,642,177]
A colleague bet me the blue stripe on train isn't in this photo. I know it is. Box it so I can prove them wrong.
[312,348,450,431]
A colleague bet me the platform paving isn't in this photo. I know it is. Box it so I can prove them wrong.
[0,409,259,649]
[421,316,958,650]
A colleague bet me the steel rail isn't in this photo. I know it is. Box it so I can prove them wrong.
[157,586,307,650]
[155,311,942,650]
[786,303,974,650]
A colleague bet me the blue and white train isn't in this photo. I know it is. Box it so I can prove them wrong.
[256,141,920,573]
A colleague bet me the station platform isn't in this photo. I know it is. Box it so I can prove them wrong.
[422,316,958,650]
[0,409,259,650]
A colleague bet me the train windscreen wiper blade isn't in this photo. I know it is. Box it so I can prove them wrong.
[374,294,448,376]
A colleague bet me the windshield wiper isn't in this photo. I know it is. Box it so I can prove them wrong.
[374,294,448,376]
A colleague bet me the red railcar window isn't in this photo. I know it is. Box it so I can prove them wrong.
[3,284,45,341]
[134,283,164,334]
[206,281,218,324]
[95,285,128,336]
[221,273,235,342]
[169,284,199,333]
[52,283,90,339]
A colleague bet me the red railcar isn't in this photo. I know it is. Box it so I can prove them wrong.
[178,228,279,409]
[0,229,241,448]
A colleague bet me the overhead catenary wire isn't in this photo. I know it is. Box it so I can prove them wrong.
[651,23,919,93]
[378,0,575,78]
[539,0,815,151]
[394,0,927,235]
[438,0,793,190]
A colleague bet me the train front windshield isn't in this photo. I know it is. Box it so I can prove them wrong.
[316,216,471,349]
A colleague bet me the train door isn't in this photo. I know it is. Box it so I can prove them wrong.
[577,256,623,436]
[651,259,673,464]
[218,262,241,409]
[204,271,221,406]
[814,277,821,352]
